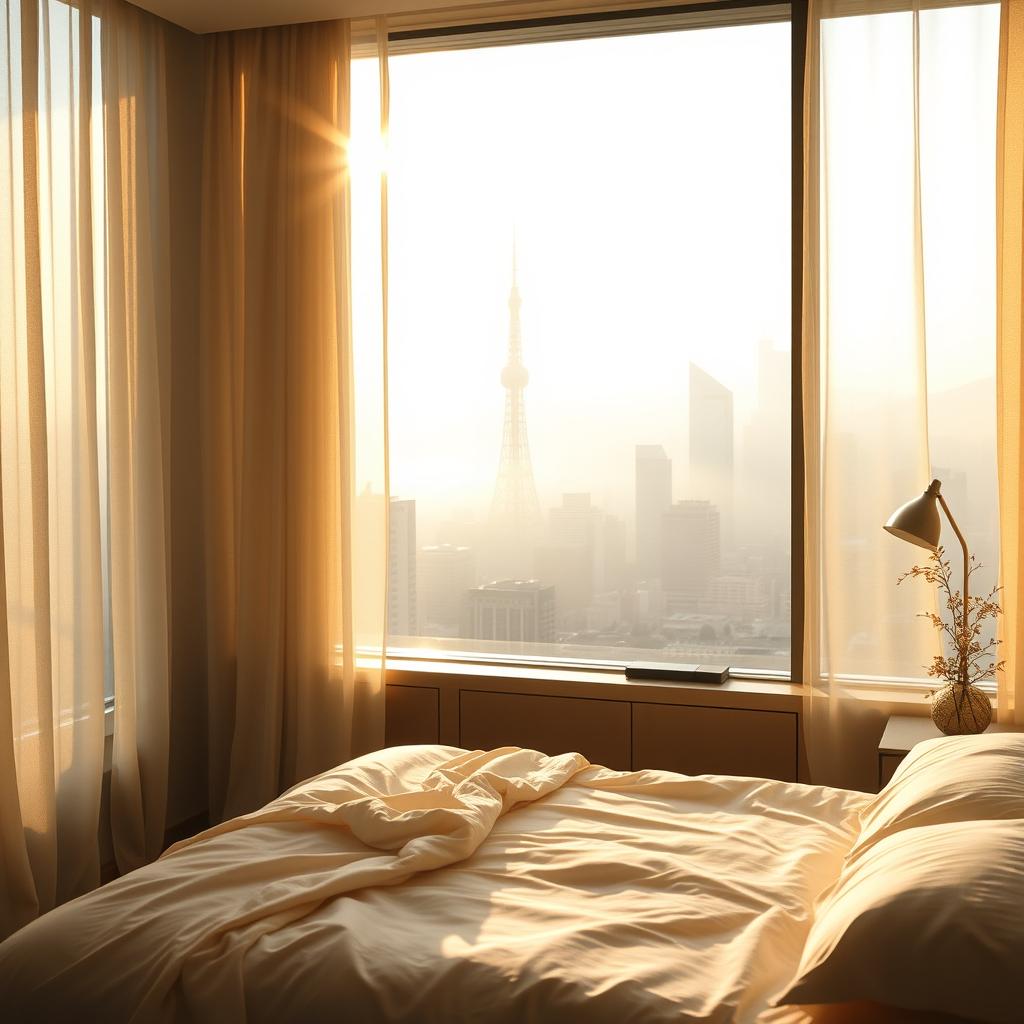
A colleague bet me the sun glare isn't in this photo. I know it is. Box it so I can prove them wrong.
[344,132,389,180]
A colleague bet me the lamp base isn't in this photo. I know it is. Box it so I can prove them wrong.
[930,682,993,736]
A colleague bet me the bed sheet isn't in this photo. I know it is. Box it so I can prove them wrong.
[0,743,872,1023]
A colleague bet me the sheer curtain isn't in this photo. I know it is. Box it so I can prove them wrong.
[201,19,389,822]
[0,0,172,937]
[997,0,1024,725]
[101,0,172,874]
[803,0,999,784]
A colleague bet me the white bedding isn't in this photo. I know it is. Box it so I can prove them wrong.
[0,744,871,1023]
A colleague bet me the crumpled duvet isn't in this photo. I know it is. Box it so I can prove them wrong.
[0,744,870,1023]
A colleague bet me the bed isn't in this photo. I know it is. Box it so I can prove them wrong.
[0,738,1019,1023]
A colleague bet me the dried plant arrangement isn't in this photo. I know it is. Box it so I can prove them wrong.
[898,547,1002,734]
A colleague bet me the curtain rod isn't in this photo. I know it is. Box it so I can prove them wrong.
[388,0,788,41]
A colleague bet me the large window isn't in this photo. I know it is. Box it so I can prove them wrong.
[354,13,792,673]
[352,16,790,675]
[350,1,1000,682]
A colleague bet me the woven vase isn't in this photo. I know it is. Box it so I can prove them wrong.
[930,682,992,736]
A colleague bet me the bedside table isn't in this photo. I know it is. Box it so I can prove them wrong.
[878,713,1023,791]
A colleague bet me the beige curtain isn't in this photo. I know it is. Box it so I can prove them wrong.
[803,0,998,783]
[0,0,172,937]
[997,0,1024,725]
[201,19,388,822]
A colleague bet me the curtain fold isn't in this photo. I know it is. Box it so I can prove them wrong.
[803,0,998,783]
[101,0,172,873]
[997,0,1024,725]
[1,0,173,937]
[201,19,387,823]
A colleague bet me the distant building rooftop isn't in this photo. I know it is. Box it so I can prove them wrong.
[478,579,550,592]
[555,493,593,512]
[636,444,669,458]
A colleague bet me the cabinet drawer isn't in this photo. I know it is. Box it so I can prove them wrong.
[878,753,904,791]
[633,703,798,781]
[459,690,630,770]
[385,685,439,747]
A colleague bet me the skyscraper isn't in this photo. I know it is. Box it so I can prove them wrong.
[419,544,475,636]
[536,493,604,630]
[635,444,672,581]
[662,499,721,610]
[689,363,733,544]
[548,492,602,550]
[601,514,627,593]
[739,340,789,550]
[544,492,625,606]
[388,498,417,637]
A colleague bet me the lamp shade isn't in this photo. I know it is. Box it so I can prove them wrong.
[883,479,942,551]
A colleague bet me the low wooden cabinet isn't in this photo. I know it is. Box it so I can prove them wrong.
[633,703,798,782]
[385,685,440,747]
[384,671,803,782]
[459,690,631,770]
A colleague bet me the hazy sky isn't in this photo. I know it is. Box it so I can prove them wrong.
[350,20,793,526]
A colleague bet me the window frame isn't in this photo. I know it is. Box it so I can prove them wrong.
[366,0,805,685]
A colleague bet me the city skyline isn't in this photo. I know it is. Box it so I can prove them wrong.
[381,251,793,670]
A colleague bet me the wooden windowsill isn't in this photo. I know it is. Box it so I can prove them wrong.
[381,654,970,714]
[385,655,802,714]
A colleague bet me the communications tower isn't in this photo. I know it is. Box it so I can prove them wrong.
[491,243,541,531]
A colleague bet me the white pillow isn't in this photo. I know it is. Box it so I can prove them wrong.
[851,732,1024,859]
[779,818,1024,1022]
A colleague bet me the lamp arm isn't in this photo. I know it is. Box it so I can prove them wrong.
[937,492,970,683]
